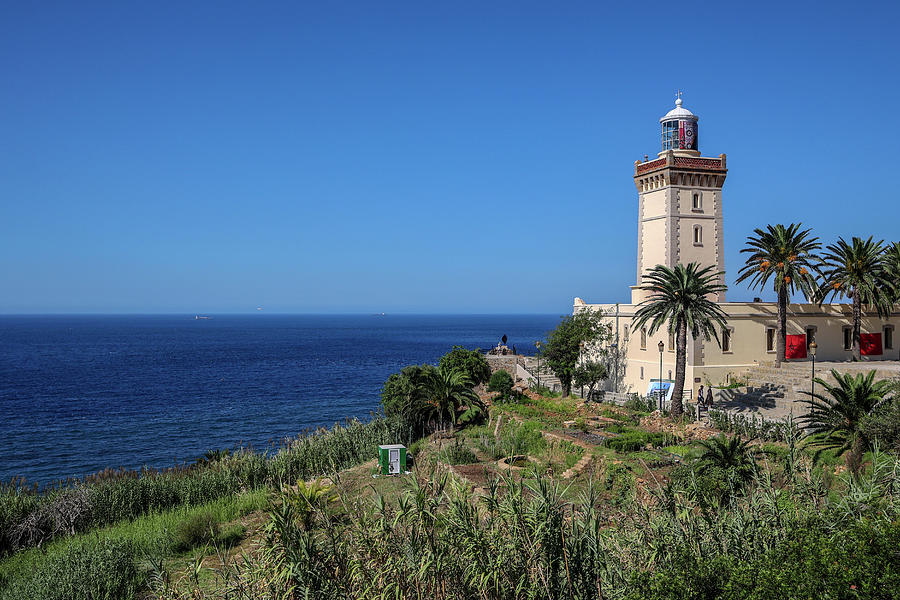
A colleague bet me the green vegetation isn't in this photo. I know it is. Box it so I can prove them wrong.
[632,262,728,417]
[0,416,410,558]
[0,490,264,600]
[606,430,675,453]
[736,223,821,366]
[438,345,492,386]
[800,369,895,474]
[487,369,514,399]
[5,346,900,599]
[696,435,758,485]
[539,310,611,397]
[573,360,608,400]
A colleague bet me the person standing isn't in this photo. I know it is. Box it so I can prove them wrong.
[696,385,705,419]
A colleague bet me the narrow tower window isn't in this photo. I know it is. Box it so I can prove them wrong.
[692,192,702,210]
[693,225,703,245]
[640,328,647,350]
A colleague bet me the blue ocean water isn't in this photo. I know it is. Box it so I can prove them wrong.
[0,314,559,486]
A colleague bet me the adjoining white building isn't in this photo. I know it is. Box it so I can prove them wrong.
[577,95,900,400]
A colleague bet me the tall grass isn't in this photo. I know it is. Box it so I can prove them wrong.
[0,415,413,556]
[157,448,900,599]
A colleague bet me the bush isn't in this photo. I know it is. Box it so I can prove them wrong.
[861,398,900,453]
[606,431,674,453]
[173,510,220,552]
[487,370,514,398]
[441,441,478,465]
[624,394,654,413]
[0,538,138,600]
[439,346,491,386]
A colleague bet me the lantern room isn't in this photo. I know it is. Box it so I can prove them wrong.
[659,93,699,156]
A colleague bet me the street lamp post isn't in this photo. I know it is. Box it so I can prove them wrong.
[809,341,817,400]
[611,342,618,394]
[579,341,585,399]
[658,340,665,412]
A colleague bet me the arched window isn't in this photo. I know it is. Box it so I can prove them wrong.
[692,192,702,210]
[640,328,647,350]
[693,225,703,245]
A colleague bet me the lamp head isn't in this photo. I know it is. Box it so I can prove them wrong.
[810,341,817,357]
[658,340,665,352]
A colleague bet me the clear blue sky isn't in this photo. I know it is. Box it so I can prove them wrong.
[2,1,897,314]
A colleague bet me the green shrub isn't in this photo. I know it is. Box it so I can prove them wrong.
[0,538,138,600]
[861,398,900,453]
[439,346,491,386]
[606,431,673,453]
[441,441,478,465]
[173,510,219,552]
[623,395,654,413]
[500,421,546,457]
[487,370,514,398]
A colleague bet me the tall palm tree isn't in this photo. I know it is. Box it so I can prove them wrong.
[817,237,893,361]
[883,242,900,306]
[735,224,821,366]
[633,263,728,417]
[696,434,758,485]
[423,366,483,428]
[799,369,893,475]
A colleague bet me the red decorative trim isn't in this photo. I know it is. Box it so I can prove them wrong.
[673,157,726,171]
[635,158,666,175]
[634,156,726,176]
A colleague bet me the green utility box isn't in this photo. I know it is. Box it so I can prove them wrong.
[378,444,407,475]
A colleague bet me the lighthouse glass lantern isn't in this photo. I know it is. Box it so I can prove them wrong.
[660,93,699,154]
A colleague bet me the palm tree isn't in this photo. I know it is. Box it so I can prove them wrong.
[696,435,758,484]
[423,366,484,428]
[883,242,900,306]
[817,237,893,361]
[799,369,893,475]
[735,224,821,366]
[633,263,728,417]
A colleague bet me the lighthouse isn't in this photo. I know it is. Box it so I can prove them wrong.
[632,94,728,303]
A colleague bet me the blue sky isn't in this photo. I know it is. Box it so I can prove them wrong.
[1,1,897,314]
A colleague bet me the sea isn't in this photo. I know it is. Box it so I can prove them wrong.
[0,314,559,486]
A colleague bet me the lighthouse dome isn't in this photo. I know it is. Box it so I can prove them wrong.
[659,96,698,123]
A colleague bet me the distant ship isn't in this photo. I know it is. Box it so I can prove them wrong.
[194,315,211,320]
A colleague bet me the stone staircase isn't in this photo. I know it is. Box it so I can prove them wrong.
[715,361,900,421]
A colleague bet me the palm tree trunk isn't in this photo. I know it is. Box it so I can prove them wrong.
[776,285,787,367]
[671,319,687,417]
[852,289,862,361]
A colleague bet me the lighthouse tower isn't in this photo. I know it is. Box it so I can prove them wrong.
[632,94,728,303]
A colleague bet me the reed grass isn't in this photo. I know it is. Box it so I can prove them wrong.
[0,415,413,557]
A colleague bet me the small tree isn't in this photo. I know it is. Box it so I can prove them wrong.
[799,369,893,475]
[487,369,514,400]
[438,346,492,386]
[381,364,437,431]
[540,310,610,397]
[574,361,608,400]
